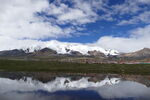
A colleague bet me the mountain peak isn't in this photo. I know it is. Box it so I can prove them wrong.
[0,40,119,56]
[119,48,150,58]
[141,48,150,51]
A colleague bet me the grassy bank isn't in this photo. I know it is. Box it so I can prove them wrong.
[0,59,150,75]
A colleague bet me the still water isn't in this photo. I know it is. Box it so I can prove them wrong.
[0,77,150,100]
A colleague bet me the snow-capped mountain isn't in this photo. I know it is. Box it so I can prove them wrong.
[22,40,119,56]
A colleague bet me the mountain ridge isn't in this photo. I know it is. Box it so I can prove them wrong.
[2,40,118,56]
[0,47,150,64]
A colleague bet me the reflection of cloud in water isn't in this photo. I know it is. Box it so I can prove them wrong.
[92,81,150,99]
[0,77,150,100]
[2,90,103,100]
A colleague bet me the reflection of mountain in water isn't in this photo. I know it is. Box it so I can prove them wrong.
[0,77,150,100]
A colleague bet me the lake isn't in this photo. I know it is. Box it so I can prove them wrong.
[0,77,150,100]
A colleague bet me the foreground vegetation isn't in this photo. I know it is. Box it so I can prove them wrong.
[0,59,150,75]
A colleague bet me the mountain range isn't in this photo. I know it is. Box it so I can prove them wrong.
[0,46,150,64]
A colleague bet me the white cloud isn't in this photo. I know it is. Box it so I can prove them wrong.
[111,0,150,15]
[118,11,150,25]
[6,24,147,53]
[0,0,67,39]
[95,25,150,52]
[58,9,91,24]
[111,1,141,15]
[0,0,107,52]
[109,0,150,25]
[137,0,150,4]
[130,24,150,38]
[0,0,82,40]
[0,36,44,51]
[0,0,107,40]
[1,0,150,53]
[47,0,104,25]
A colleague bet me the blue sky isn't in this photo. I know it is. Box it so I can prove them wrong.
[46,0,150,44]
[0,0,150,52]
[52,0,150,43]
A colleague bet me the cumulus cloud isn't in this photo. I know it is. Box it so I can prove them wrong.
[0,0,109,52]
[96,81,150,99]
[0,0,106,42]
[113,0,150,25]
[118,11,150,25]
[137,0,150,4]
[95,25,150,52]
[0,0,105,40]
[2,23,150,53]
[0,0,150,53]
[47,0,106,25]
[0,0,75,39]
[0,36,44,51]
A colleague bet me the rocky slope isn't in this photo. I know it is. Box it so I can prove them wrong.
[119,48,150,58]
[0,49,26,56]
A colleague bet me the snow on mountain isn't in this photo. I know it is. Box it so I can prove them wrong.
[46,40,119,55]
[21,40,119,56]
